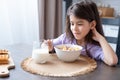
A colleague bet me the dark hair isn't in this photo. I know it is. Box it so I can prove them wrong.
[66,0,104,45]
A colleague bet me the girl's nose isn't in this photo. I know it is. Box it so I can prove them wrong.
[73,24,78,30]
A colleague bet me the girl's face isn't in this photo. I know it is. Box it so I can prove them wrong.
[70,15,93,41]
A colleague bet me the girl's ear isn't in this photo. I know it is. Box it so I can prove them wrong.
[90,20,96,29]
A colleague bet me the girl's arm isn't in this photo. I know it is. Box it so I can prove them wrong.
[92,28,118,66]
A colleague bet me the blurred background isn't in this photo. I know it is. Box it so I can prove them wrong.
[0,0,120,58]
[0,0,39,46]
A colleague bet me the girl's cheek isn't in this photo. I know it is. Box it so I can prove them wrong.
[70,26,73,31]
[71,25,77,31]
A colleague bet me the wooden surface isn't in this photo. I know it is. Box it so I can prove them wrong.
[0,44,120,80]
[0,53,15,77]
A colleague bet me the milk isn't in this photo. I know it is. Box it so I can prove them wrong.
[32,48,49,64]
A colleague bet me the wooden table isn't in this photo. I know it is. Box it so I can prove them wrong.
[0,44,120,80]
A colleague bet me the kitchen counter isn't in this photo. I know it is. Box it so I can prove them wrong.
[0,44,120,80]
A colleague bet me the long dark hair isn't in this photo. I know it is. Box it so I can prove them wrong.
[66,0,104,45]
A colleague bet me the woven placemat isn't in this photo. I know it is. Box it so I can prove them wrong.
[21,54,97,77]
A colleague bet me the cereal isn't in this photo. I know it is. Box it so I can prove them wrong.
[59,45,79,51]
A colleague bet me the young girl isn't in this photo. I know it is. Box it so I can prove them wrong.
[46,0,118,66]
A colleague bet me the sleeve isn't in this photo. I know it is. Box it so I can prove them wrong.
[52,33,72,46]
[89,45,104,61]
[52,33,66,46]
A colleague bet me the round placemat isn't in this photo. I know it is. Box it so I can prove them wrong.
[21,54,97,77]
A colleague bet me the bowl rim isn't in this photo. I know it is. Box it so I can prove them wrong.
[54,44,83,52]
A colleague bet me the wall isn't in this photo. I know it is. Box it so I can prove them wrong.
[93,0,120,17]
[72,0,120,17]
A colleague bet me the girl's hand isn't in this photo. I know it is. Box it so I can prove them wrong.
[91,28,104,42]
[92,28,118,66]
[43,39,53,52]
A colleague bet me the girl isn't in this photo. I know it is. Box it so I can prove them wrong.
[46,0,118,66]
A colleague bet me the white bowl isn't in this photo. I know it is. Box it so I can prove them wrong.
[54,44,82,62]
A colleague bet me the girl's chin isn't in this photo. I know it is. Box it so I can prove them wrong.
[73,34,82,39]
[74,36,81,40]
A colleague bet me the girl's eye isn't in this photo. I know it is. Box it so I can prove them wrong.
[78,23,83,25]
[70,23,74,26]
[70,22,83,26]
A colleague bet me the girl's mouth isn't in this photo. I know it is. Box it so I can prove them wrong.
[73,33,80,35]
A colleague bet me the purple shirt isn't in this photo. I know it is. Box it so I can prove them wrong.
[53,33,104,61]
